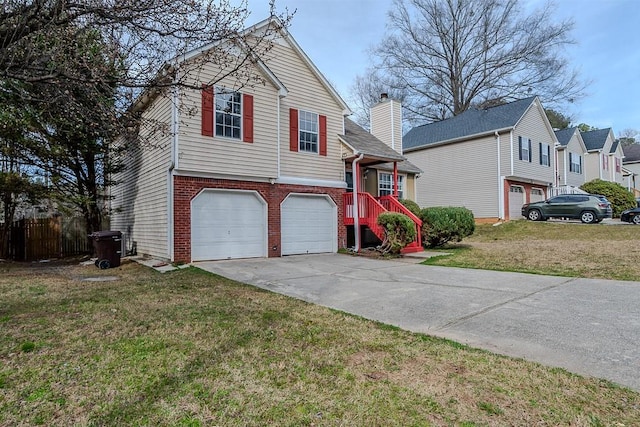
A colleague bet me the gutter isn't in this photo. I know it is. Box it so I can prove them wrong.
[168,81,179,261]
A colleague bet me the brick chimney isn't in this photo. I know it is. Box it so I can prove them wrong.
[370,93,402,154]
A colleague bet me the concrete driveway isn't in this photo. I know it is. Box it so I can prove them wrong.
[196,254,640,391]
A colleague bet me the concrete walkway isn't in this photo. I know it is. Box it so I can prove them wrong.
[195,253,640,391]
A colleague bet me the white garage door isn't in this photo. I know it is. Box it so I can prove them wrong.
[531,188,546,203]
[191,190,267,261]
[281,194,337,255]
[509,185,525,220]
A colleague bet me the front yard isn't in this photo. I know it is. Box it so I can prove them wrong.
[423,220,640,281]
[1,260,639,426]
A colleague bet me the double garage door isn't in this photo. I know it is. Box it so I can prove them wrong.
[191,190,336,261]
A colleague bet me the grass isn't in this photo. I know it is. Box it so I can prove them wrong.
[422,220,640,280]
[1,260,639,425]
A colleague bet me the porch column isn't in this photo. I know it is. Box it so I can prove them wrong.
[393,161,399,197]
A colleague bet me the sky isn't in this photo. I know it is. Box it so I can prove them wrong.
[243,0,640,134]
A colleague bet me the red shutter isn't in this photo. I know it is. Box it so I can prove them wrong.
[319,115,327,156]
[289,108,298,152]
[242,94,253,143]
[201,85,214,137]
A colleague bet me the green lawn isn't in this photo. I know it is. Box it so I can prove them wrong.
[1,260,638,426]
[423,220,640,281]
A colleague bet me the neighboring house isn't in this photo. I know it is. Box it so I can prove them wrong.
[581,128,624,184]
[110,18,420,263]
[554,127,587,191]
[403,96,557,222]
[622,143,640,195]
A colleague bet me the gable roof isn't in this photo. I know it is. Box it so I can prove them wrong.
[554,127,578,147]
[403,96,538,151]
[340,119,405,162]
[623,144,640,163]
[610,140,620,154]
[580,128,612,151]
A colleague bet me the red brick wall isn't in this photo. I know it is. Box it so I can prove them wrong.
[173,176,346,262]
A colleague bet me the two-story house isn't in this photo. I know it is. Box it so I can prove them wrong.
[110,18,421,263]
[554,127,587,191]
[581,128,624,184]
[403,97,557,222]
[622,144,640,195]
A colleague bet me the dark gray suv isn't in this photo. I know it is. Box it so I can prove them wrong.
[521,194,612,223]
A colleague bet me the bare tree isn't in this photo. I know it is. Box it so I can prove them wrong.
[618,128,639,146]
[368,0,585,123]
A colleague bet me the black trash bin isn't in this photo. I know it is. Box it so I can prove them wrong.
[90,231,122,269]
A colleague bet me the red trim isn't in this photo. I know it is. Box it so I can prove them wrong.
[319,115,327,156]
[201,85,214,137]
[289,108,298,152]
[242,94,253,143]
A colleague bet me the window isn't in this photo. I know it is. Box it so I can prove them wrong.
[602,154,609,170]
[519,136,531,162]
[616,157,621,173]
[298,110,318,153]
[215,88,242,139]
[539,143,550,166]
[201,86,253,142]
[569,152,582,174]
[379,173,405,199]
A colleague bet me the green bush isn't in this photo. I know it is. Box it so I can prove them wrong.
[419,207,475,248]
[399,199,421,217]
[579,179,636,217]
[376,212,417,254]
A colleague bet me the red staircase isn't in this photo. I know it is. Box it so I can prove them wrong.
[344,193,423,253]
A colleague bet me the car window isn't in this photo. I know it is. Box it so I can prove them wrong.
[549,196,566,203]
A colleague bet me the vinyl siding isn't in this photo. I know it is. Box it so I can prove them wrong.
[110,94,172,259]
[370,99,402,153]
[562,134,587,187]
[508,104,556,184]
[177,67,279,179]
[264,41,345,182]
[407,135,499,218]
[584,151,602,181]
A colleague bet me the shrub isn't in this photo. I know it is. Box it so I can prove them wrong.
[579,179,636,217]
[419,207,475,248]
[400,199,421,216]
[376,212,417,254]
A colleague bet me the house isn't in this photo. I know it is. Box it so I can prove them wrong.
[110,18,421,263]
[554,127,587,192]
[622,144,640,195]
[403,96,557,222]
[581,128,624,184]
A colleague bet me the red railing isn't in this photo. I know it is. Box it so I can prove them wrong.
[344,193,423,252]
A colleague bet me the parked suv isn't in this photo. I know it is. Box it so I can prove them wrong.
[521,194,612,223]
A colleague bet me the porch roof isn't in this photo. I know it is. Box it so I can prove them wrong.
[339,118,406,163]
[375,160,423,175]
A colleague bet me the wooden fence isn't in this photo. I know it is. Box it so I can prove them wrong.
[5,216,93,261]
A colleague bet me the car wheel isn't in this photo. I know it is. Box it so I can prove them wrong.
[580,211,596,224]
[527,209,542,221]
[633,215,640,225]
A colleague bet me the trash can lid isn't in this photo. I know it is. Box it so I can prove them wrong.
[90,230,122,239]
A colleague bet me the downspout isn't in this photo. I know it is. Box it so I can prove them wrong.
[509,131,514,176]
[563,150,568,185]
[276,95,281,179]
[352,153,364,252]
[496,131,504,220]
[168,81,179,261]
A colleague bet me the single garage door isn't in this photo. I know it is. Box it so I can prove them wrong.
[531,187,546,203]
[281,194,337,255]
[191,189,267,261]
[509,185,525,220]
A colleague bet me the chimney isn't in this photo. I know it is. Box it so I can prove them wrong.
[370,94,402,154]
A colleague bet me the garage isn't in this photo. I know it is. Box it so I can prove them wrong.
[281,194,337,255]
[191,189,267,261]
[531,187,546,203]
[508,185,525,220]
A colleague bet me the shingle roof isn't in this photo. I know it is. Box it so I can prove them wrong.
[375,160,423,174]
[623,144,640,163]
[610,140,620,154]
[554,127,578,147]
[403,96,537,151]
[580,128,612,151]
[340,118,405,162]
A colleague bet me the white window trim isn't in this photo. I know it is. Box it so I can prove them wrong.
[214,87,243,140]
[378,172,406,198]
[540,143,550,167]
[569,152,582,174]
[298,109,319,154]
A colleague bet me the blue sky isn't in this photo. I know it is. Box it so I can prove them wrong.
[244,0,639,134]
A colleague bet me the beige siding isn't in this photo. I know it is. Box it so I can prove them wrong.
[177,67,279,179]
[584,152,602,181]
[265,41,346,182]
[111,94,172,259]
[370,99,402,153]
[562,134,587,187]
[509,104,556,184]
[407,136,499,218]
